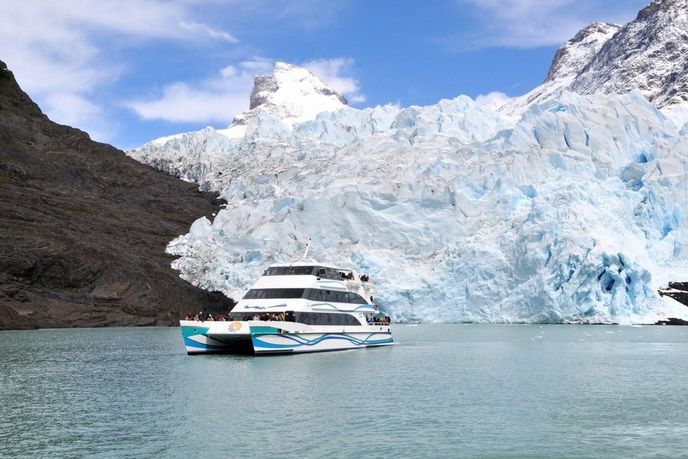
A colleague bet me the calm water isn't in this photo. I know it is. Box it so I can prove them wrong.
[1,325,688,458]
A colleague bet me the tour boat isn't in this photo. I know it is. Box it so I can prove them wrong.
[180,253,393,355]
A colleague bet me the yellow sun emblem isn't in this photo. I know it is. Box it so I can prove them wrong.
[229,321,242,331]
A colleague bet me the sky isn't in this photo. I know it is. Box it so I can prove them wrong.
[0,0,649,149]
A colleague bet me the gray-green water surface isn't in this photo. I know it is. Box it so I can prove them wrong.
[1,325,688,458]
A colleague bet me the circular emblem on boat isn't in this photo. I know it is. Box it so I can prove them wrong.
[229,321,242,331]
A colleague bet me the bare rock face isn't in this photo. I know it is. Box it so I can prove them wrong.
[249,74,279,110]
[0,60,234,330]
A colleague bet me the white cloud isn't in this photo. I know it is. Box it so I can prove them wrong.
[475,91,513,111]
[125,57,365,123]
[0,0,240,142]
[180,21,239,44]
[453,0,645,49]
[196,0,348,30]
[0,0,352,143]
[124,59,273,123]
[44,92,111,141]
[303,58,366,104]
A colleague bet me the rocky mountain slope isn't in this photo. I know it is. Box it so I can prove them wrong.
[506,0,688,114]
[569,0,688,107]
[0,60,233,330]
[507,22,621,110]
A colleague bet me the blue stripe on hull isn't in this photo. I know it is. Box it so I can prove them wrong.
[252,332,393,350]
[183,336,230,350]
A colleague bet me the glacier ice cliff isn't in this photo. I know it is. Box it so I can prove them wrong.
[129,60,688,323]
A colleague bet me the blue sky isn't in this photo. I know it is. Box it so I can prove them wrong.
[0,0,649,149]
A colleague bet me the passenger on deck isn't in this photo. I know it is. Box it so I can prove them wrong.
[207,314,214,321]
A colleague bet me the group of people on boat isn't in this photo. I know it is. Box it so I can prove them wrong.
[184,312,227,321]
[339,271,371,282]
[249,312,295,322]
[184,311,391,326]
[368,316,391,325]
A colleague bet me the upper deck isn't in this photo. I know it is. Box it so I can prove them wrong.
[233,260,375,313]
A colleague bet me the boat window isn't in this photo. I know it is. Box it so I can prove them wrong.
[243,288,305,299]
[263,266,317,276]
[228,311,296,322]
[227,311,359,325]
[314,267,344,281]
[303,289,368,304]
[260,266,349,278]
[294,312,362,326]
[242,288,368,303]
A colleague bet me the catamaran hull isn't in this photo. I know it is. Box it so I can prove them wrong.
[251,332,393,354]
[181,323,393,355]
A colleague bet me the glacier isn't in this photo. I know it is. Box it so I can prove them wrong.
[129,67,688,324]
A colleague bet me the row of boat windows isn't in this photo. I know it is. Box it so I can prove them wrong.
[263,266,344,280]
[243,288,368,304]
[228,311,362,326]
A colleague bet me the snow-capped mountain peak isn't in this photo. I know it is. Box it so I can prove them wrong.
[146,62,349,145]
[545,22,621,83]
[224,62,347,138]
[249,62,347,110]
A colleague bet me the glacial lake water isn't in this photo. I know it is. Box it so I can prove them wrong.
[1,325,688,458]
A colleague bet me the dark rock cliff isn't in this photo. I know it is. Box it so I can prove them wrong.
[0,60,234,330]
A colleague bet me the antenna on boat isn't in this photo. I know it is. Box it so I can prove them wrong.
[303,238,312,259]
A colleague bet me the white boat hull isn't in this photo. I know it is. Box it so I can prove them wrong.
[181,321,393,355]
